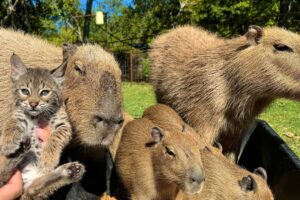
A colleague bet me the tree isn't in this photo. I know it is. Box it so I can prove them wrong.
[83,0,93,43]
[0,0,82,43]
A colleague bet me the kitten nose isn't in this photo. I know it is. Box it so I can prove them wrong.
[30,102,38,109]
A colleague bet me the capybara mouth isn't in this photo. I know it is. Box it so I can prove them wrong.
[100,132,116,147]
[183,181,205,195]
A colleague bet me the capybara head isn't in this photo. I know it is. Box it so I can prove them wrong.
[149,126,204,195]
[234,26,300,99]
[143,104,204,145]
[198,146,273,200]
[61,44,123,146]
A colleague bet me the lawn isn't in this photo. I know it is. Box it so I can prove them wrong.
[122,82,300,156]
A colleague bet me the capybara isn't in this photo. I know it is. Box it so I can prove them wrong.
[143,104,273,200]
[0,28,123,196]
[143,104,203,141]
[109,112,134,160]
[150,25,300,157]
[177,146,274,200]
[115,118,205,200]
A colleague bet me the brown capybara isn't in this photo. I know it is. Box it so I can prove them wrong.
[150,25,300,157]
[109,112,134,161]
[143,104,203,142]
[177,146,274,200]
[115,118,205,200]
[142,104,273,200]
[0,28,123,196]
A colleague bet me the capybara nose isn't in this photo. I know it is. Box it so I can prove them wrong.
[189,167,205,185]
[116,117,124,125]
[92,115,124,128]
[93,115,104,126]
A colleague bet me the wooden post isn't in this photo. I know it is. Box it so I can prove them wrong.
[130,52,134,82]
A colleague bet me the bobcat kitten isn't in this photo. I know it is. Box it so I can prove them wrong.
[0,54,85,199]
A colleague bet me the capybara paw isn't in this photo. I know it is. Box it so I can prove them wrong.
[63,162,85,181]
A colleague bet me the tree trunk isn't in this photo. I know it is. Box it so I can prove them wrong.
[278,0,292,28]
[83,0,93,43]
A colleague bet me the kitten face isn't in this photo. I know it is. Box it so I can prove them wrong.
[14,69,61,117]
[10,54,66,117]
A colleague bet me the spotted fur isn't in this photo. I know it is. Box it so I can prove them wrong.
[0,54,85,199]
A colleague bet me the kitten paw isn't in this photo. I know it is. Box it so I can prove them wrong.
[62,162,85,181]
[0,136,30,157]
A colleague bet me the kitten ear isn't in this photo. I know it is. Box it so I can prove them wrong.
[10,53,27,81]
[50,61,67,86]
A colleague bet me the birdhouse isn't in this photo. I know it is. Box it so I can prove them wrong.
[96,11,104,25]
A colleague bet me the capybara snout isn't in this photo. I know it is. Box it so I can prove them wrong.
[184,166,205,194]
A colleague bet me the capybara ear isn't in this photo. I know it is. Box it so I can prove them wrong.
[62,43,77,61]
[239,175,257,192]
[246,25,263,45]
[151,127,164,143]
[10,53,27,81]
[213,142,223,153]
[254,167,268,181]
[50,60,68,86]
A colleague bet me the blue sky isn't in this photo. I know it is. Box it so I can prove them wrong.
[80,0,134,12]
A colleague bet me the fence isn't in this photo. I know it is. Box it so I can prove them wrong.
[115,51,150,82]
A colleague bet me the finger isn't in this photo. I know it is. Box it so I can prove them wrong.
[0,171,23,200]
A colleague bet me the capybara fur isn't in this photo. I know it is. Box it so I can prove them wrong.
[115,118,205,200]
[143,104,273,200]
[0,28,123,196]
[177,146,273,200]
[109,112,134,161]
[150,25,300,156]
[143,104,203,142]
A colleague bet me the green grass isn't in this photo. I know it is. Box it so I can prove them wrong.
[122,82,300,156]
[122,82,156,118]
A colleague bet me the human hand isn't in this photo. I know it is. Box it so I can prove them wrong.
[0,170,23,200]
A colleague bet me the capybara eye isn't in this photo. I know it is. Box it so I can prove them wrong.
[165,147,176,157]
[182,124,186,132]
[74,64,84,75]
[239,175,257,192]
[273,43,293,52]
[21,88,30,96]
[93,116,103,126]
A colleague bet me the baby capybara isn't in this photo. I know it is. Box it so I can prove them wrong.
[143,104,273,200]
[115,118,204,200]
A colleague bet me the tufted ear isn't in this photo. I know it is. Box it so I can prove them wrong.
[50,61,68,86]
[10,53,27,82]
[246,25,264,45]
[62,43,77,62]
[239,175,257,192]
[151,127,164,143]
[254,167,268,181]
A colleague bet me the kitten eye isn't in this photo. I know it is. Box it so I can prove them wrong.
[20,88,30,96]
[165,147,176,157]
[273,44,293,52]
[40,90,50,96]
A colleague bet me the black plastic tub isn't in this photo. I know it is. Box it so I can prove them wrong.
[238,120,300,200]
